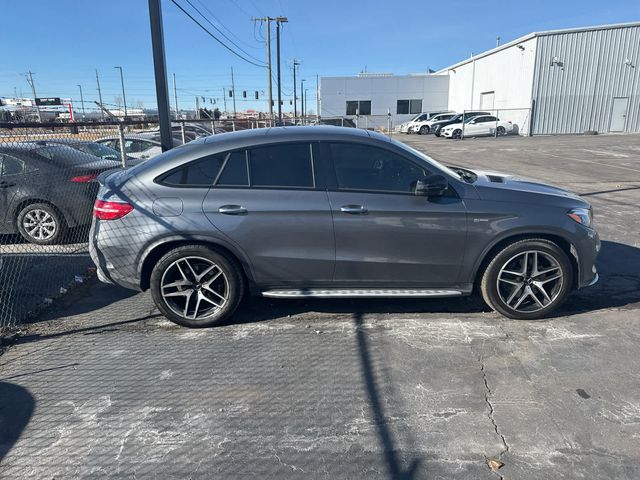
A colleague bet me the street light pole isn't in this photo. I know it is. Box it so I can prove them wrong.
[292,59,299,124]
[114,66,128,118]
[76,84,85,119]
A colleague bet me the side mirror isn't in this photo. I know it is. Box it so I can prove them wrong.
[415,174,448,197]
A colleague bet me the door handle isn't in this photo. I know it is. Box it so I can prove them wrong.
[0,181,16,188]
[218,205,247,215]
[340,205,368,214]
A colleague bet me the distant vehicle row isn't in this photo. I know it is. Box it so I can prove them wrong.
[398,111,514,138]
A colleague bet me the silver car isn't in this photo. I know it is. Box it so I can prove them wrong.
[90,127,600,327]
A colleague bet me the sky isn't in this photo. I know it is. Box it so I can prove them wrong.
[2,0,639,115]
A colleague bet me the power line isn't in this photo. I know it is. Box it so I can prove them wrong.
[170,0,267,68]
[183,0,265,63]
[194,0,262,50]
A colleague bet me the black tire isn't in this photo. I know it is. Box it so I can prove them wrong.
[434,127,442,137]
[452,129,462,139]
[496,126,506,135]
[419,125,430,135]
[150,245,245,328]
[480,239,574,320]
[16,202,66,245]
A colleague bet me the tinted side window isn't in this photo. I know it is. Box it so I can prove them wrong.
[1,154,25,175]
[125,140,155,153]
[329,143,427,193]
[248,143,313,188]
[217,151,249,186]
[160,153,226,187]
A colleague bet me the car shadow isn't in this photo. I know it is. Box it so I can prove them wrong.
[560,240,640,315]
[0,382,34,463]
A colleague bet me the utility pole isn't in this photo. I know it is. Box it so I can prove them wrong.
[275,17,287,123]
[304,88,308,122]
[252,16,275,123]
[222,87,227,113]
[230,67,237,117]
[195,96,200,119]
[300,79,305,124]
[316,74,320,122]
[77,84,86,119]
[292,59,299,123]
[114,66,128,118]
[25,71,41,122]
[95,70,105,119]
[173,72,179,119]
[148,0,172,151]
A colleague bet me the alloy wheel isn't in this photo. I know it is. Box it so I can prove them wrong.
[160,256,229,320]
[496,250,564,313]
[23,209,57,241]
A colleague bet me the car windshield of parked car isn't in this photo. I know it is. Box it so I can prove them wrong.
[79,142,121,160]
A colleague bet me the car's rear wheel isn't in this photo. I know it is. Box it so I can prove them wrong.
[480,239,573,320]
[150,246,244,328]
[452,129,462,139]
[434,127,442,137]
[17,203,66,245]
[419,125,429,135]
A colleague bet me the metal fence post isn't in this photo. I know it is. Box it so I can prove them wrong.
[387,108,392,138]
[495,110,499,138]
[117,123,127,168]
[461,110,465,139]
[232,120,236,132]
[210,120,215,134]
[180,122,186,144]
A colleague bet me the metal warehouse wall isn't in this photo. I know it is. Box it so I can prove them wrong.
[320,75,449,124]
[532,25,640,134]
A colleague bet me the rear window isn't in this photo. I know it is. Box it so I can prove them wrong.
[216,151,249,186]
[33,146,96,165]
[159,153,226,187]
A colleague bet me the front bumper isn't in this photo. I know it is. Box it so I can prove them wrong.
[575,227,600,288]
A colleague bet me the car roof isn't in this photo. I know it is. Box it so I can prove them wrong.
[204,125,374,144]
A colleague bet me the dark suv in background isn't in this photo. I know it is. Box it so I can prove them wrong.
[90,127,600,327]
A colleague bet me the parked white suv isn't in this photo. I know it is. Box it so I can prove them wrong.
[441,115,513,139]
[410,113,457,135]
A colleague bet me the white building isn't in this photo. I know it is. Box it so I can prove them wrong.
[320,73,449,127]
[321,22,640,135]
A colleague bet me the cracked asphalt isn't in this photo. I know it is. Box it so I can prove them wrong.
[1,133,640,479]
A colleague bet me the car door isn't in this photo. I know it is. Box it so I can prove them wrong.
[464,116,485,136]
[323,141,467,286]
[202,142,335,286]
[0,153,26,226]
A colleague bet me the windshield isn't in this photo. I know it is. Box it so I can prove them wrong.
[390,137,462,180]
[80,142,121,160]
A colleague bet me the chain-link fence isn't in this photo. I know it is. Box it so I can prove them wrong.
[0,118,251,328]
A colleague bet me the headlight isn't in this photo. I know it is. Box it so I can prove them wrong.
[567,207,593,228]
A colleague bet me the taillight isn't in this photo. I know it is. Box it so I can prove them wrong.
[71,174,98,183]
[93,199,133,220]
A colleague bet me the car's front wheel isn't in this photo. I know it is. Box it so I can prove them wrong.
[419,125,429,135]
[150,246,245,327]
[452,129,462,139]
[480,239,573,320]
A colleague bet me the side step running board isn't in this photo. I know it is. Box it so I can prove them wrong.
[262,289,464,298]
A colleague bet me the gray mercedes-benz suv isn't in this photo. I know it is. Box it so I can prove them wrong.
[89,126,599,327]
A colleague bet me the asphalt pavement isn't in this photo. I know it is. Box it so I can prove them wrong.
[1,133,639,479]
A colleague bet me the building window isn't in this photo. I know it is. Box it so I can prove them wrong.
[397,99,423,115]
[346,100,371,116]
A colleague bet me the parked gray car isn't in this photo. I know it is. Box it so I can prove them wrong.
[89,127,600,327]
